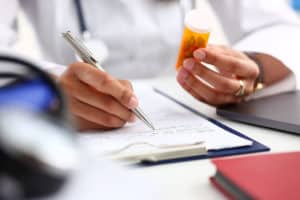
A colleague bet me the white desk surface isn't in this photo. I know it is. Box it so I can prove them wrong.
[48,75,300,200]
[129,75,300,200]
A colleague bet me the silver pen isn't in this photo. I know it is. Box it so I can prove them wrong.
[62,31,155,130]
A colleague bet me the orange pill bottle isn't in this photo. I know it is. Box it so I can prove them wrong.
[176,10,210,70]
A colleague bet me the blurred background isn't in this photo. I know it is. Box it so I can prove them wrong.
[15,0,300,61]
[15,1,226,59]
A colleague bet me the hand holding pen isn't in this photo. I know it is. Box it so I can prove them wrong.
[58,31,154,131]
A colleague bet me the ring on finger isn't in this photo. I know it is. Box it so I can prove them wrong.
[234,80,246,97]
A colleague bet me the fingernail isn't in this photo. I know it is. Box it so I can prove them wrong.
[177,69,188,83]
[194,50,206,60]
[128,96,139,109]
[183,58,195,71]
[128,114,136,123]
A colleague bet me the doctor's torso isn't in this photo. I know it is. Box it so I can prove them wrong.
[20,0,186,78]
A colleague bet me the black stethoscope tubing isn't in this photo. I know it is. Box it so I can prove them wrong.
[74,0,88,34]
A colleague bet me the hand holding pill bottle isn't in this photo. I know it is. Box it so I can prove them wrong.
[176,10,210,70]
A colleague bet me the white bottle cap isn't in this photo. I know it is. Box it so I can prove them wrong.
[185,9,210,33]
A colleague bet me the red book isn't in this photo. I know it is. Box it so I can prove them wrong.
[210,152,300,200]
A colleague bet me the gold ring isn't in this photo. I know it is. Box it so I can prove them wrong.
[234,80,246,97]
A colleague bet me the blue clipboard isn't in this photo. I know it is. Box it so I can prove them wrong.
[139,89,270,166]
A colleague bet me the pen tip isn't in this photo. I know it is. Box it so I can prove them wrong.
[150,124,156,131]
[144,120,155,131]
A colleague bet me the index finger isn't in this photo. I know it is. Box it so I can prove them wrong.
[193,48,258,78]
[70,62,138,109]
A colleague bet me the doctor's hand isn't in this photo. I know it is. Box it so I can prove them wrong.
[58,62,137,131]
[177,45,260,107]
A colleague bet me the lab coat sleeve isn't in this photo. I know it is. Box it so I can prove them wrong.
[40,61,67,77]
[0,0,19,48]
[235,25,300,100]
[0,0,67,76]
[210,0,300,99]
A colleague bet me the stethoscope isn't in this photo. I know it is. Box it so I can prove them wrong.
[73,0,109,63]
[73,0,195,63]
[0,53,79,199]
[73,0,195,36]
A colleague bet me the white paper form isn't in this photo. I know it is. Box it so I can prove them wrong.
[79,84,252,156]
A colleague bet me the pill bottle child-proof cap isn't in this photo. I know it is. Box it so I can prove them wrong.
[185,9,210,34]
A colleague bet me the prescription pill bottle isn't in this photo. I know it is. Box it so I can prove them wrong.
[176,9,210,70]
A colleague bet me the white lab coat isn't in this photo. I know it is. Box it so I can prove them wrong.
[0,0,191,78]
[0,0,299,93]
